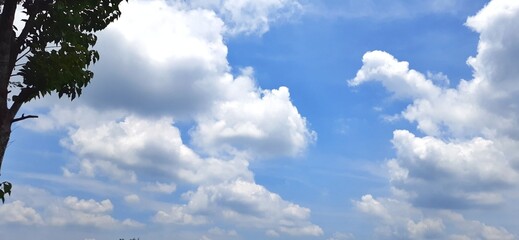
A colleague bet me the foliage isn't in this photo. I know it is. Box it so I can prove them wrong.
[0,181,12,203]
[0,0,127,201]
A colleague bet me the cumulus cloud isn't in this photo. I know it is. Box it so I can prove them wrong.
[61,115,253,185]
[354,195,514,239]
[154,179,323,237]
[15,0,319,237]
[350,1,519,209]
[46,194,145,229]
[350,0,519,139]
[0,201,43,225]
[191,68,316,159]
[49,197,118,228]
[389,130,519,208]
[26,0,315,161]
[350,0,519,238]
[464,0,519,133]
[153,205,207,225]
[80,0,229,118]
[407,218,445,239]
[63,196,113,213]
[38,0,304,120]
[0,186,141,229]
[349,50,442,100]
[353,195,391,221]
[20,0,315,181]
[350,50,485,137]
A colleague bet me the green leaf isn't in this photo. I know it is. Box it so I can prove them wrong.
[3,182,12,196]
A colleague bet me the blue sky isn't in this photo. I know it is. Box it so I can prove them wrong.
[3,0,519,239]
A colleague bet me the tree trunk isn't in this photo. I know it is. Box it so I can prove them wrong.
[0,0,18,174]
[0,117,11,173]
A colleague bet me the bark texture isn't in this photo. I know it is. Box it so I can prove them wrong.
[0,0,18,173]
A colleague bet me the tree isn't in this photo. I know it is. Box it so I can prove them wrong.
[0,0,127,177]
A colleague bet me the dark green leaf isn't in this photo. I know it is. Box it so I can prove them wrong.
[3,182,12,196]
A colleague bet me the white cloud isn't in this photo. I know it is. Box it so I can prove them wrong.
[63,196,113,214]
[0,200,43,225]
[144,182,177,194]
[124,194,141,204]
[153,205,207,225]
[350,0,519,238]
[407,218,445,239]
[349,50,487,137]
[390,130,518,208]
[350,0,519,139]
[353,195,390,221]
[112,1,226,65]
[22,103,128,132]
[37,0,304,121]
[154,179,323,237]
[122,219,145,228]
[27,0,314,161]
[443,211,516,240]
[62,115,253,185]
[349,50,442,100]
[55,98,318,237]
[192,68,316,159]
[188,0,302,35]
[349,0,519,205]
[426,71,450,87]
[47,205,117,228]
[0,186,141,229]
[48,195,143,229]
[14,0,320,237]
[464,0,519,134]
[74,0,230,119]
[354,195,514,239]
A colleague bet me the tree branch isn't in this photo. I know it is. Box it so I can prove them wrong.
[15,3,38,53]
[9,87,37,119]
[12,113,37,123]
